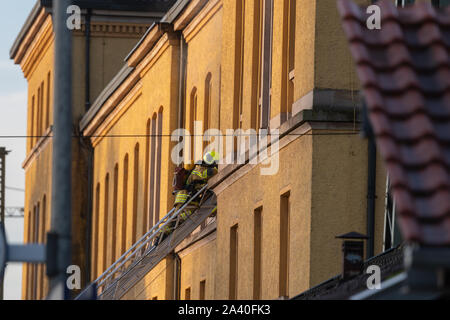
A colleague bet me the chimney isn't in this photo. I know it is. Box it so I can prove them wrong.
[336,232,369,280]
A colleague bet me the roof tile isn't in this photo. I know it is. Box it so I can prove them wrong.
[339,0,450,246]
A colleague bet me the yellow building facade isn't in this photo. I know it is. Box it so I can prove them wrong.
[80,0,388,300]
[11,0,175,300]
[16,0,433,300]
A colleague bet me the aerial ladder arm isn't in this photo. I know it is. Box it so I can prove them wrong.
[77,185,216,300]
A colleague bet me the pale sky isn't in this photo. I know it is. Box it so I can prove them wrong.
[0,0,38,300]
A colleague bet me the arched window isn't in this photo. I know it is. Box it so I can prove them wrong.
[39,195,47,298]
[205,74,212,132]
[39,82,44,135]
[132,143,139,243]
[154,109,163,223]
[236,0,246,130]
[112,164,119,262]
[92,183,100,279]
[144,120,151,234]
[37,86,42,139]
[189,88,198,164]
[148,116,156,228]
[26,210,32,300]
[103,173,110,272]
[46,72,51,129]
[30,96,35,149]
[121,155,129,255]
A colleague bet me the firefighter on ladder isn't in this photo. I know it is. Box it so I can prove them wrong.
[155,151,218,245]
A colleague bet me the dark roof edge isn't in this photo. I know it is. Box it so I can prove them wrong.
[124,22,158,63]
[161,0,191,24]
[124,0,190,63]
[10,0,44,60]
[79,65,134,132]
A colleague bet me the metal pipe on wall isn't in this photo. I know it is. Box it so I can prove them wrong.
[366,117,377,259]
[85,9,91,111]
[48,0,73,300]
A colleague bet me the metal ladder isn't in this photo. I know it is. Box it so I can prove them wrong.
[76,185,217,300]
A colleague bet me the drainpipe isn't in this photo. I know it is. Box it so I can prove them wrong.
[363,102,376,259]
[81,9,93,285]
[85,9,91,111]
[83,139,94,285]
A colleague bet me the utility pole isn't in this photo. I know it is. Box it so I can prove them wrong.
[47,0,73,300]
[0,147,8,300]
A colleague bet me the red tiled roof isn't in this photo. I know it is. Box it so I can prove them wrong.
[337,0,450,246]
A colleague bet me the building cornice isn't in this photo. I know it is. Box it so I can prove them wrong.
[75,21,150,39]
[173,0,208,32]
[22,126,53,171]
[182,0,222,43]
[91,82,143,148]
[126,24,165,68]
[21,15,54,79]
[11,7,49,66]
[10,2,47,62]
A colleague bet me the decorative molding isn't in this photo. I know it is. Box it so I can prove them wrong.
[75,22,150,38]
[292,88,362,117]
[173,0,209,32]
[182,0,222,43]
[22,126,53,171]
[91,82,143,148]
[138,32,179,78]
[12,8,48,65]
[20,15,54,79]
[126,26,164,67]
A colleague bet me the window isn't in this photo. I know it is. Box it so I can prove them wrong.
[132,144,139,243]
[147,111,163,229]
[189,89,198,164]
[200,280,206,300]
[237,0,246,130]
[148,117,156,228]
[259,0,274,129]
[30,96,35,149]
[122,155,129,255]
[39,82,44,135]
[29,205,36,299]
[204,73,212,142]
[39,195,47,298]
[154,109,163,223]
[112,164,119,262]
[144,120,151,233]
[229,224,239,300]
[37,86,42,139]
[383,177,403,251]
[279,191,290,298]
[185,287,191,300]
[253,207,263,300]
[26,210,32,300]
[205,74,212,131]
[46,72,51,129]
[92,183,100,278]
[32,202,40,299]
[251,0,262,130]
[103,174,110,272]
[287,0,296,119]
